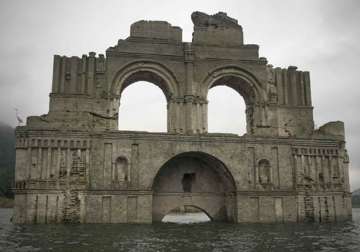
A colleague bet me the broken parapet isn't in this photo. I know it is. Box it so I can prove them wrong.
[314,121,345,141]
[274,66,312,107]
[51,52,106,96]
[130,20,182,43]
[191,11,243,47]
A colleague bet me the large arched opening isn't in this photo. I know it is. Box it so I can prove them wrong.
[111,61,180,132]
[152,151,237,223]
[202,67,263,135]
[118,81,167,132]
[208,86,247,135]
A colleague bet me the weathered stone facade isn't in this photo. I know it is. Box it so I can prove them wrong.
[13,12,351,224]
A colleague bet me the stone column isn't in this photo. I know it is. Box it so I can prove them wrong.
[66,147,71,178]
[59,57,66,94]
[182,42,205,134]
[178,101,185,133]
[303,72,312,106]
[38,146,42,180]
[52,55,61,93]
[47,146,51,179]
[167,99,177,133]
[184,95,194,134]
[167,98,185,133]
[272,146,280,189]
[130,143,139,188]
[70,57,78,94]
[81,55,87,94]
[282,69,289,105]
[202,102,208,133]
[56,145,61,188]
[184,43,194,95]
[288,66,298,106]
[275,68,284,105]
[87,52,96,96]
[195,102,200,133]
[298,71,306,106]
[316,155,323,190]
[27,142,32,179]
[85,147,90,187]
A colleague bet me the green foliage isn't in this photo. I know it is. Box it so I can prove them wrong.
[0,122,15,198]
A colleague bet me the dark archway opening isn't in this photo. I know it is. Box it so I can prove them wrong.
[182,173,195,192]
[152,152,237,223]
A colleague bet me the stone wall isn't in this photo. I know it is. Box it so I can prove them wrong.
[13,11,351,224]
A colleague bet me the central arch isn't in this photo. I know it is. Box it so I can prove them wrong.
[152,151,237,222]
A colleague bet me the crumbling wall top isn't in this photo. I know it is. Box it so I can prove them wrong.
[191,11,241,30]
[130,20,182,43]
[191,11,244,47]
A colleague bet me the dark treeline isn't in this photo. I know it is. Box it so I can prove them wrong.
[0,122,15,198]
[353,189,360,208]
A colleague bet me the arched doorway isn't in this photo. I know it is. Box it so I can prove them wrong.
[111,61,181,133]
[208,75,257,135]
[152,152,237,222]
[118,81,167,132]
[202,67,265,135]
[208,85,247,135]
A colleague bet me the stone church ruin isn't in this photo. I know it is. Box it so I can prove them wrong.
[13,11,351,223]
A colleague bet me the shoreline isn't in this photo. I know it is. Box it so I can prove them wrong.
[0,197,14,208]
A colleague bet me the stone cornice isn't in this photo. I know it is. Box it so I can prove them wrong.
[16,129,341,148]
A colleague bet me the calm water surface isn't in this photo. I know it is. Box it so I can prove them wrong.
[1,208,360,252]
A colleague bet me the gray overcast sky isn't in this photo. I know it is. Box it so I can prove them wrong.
[0,0,359,189]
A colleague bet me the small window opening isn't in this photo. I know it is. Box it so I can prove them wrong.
[182,173,196,192]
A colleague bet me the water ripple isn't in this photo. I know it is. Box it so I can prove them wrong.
[1,208,360,251]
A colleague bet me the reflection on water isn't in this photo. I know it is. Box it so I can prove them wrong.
[1,208,360,251]
[162,212,211,224]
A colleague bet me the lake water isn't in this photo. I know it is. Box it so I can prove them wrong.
[1,208,360,252]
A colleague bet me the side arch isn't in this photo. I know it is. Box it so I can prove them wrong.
[201,65,266,105]
[110,60,181,101]
[201,65,268,133]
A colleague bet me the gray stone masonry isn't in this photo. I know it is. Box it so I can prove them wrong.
[13,11,351,224]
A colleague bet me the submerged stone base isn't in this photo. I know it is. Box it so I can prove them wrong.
[14,191,352,224]
[13,11,352,224]
[13,131,352,224]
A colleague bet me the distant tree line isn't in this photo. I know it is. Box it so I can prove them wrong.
[352,189,360,208]
[0,122,15,198]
